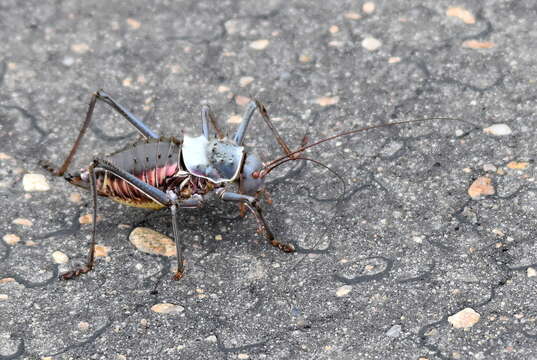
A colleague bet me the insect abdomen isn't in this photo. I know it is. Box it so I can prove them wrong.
[96,139,183,208]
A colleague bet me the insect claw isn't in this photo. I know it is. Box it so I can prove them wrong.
[172,271,184,281]
[270,239,295,253]
[239,203,247,217]
[59,264,93,280]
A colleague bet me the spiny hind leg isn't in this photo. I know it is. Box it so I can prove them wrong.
[41,90,159,177]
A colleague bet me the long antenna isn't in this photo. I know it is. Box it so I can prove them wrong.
[254,117,465,178]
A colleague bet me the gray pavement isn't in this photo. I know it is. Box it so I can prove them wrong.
[1,1,537,359]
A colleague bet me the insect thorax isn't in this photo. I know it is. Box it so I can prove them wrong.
[182,135,244,183]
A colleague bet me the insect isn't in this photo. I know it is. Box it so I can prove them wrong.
[41,90,456,280]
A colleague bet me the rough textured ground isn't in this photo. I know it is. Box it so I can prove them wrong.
[1,1,537,359]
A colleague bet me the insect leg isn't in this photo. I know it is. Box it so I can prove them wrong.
[95,90,159,140]
[60,157,176,280]
[232,101,257,145]
[41,90,159,177]
[254,100,294,157]
[217,190,294,253]
[60,160,99,280]
[170,195,204,280]
[205,104,225,139]
[201,105,210,139]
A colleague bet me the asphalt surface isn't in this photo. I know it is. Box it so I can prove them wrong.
[1,1,537,359]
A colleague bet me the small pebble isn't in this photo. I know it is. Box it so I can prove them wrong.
[69,192,82,203]
[0,294,8,301]
[23,173,50,192]
[238,354,249,360]
[491,229,505,237]
[329,25,339,34]
[3,234,20,245]
[362,2,376,14]
[249,39,270,50]
[361,37,382,51]
[52,251,69,264]
[239,76,254,87]
[446,7,476,24]
[315,96,339,107]
[344,12,361,20]
[130,227,177,256]
[205,335,217,343]
[62,56,75,66]
[462,40,495,49]
[448,308,480,329]
[483,124,512,136]
[12,218,33,227]
[299,54,312,63]
[95,245,110,257]
[78,321,90,331]
[214,234,223,241]
[388,56,401,63]
[224,19,239,34]
[386,324,402,337]
[168,64,181,73]
[79,214,101,224]
[227,115,242,124]
[71,43,91,54]
[235,95,250,106]
[127,18,141,30]
[336,285,352,297]
[0,153,12,160]
[507,161,528,170]
[217,85,230,93]
[455,129,464,136]
[151,303,184,314]
[527,267,536,278]
[122,78,133,87]
[140,319,149,327]
[483,164,497,172]
[468,176,495,199]
[328,40,344,48]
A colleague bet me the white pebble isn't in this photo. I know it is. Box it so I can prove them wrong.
[363,2,376,14]
[62,56,75,66]
[250,39,269,50]
[205,335,217,343]
[52,251,69,264]
[483,124,512,136]
[23,173,50,192]
[528,267,537,278]
[386,324,401,337]
[361,37,382,51]
[151,303,184,314]
[336,285,352,297]
[448,308,480,329]
[483,164,497,172]
[239,76,254,87]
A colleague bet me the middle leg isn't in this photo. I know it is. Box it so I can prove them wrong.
[216,189,294,252]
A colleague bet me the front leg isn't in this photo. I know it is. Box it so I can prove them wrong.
[216,189,294,253]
